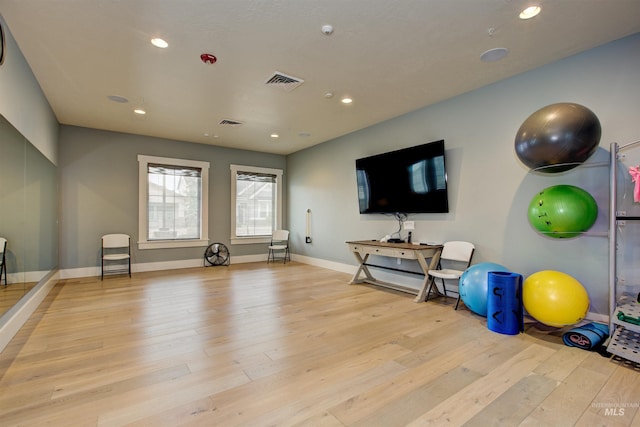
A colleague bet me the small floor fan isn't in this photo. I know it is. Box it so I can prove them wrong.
[204,243,230,266]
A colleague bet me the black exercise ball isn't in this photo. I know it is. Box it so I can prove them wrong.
[514,103,601,173]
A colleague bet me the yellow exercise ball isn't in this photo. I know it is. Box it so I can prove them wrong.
[523,270,589,327]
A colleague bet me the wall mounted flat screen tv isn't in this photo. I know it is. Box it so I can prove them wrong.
[356,140,449,214]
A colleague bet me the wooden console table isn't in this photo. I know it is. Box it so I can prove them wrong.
[346,240,443,303]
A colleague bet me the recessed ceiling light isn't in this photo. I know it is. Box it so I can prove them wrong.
[480,47,508,62]
[298,132,311,137]
[151,38,168,48]
[519,6,541,20]
[270,133,279,138]
[134,108,146,115]
[341,97,353,104]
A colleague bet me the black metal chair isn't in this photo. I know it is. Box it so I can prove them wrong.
[0,238,6,286]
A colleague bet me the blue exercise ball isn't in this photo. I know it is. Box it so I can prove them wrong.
[459,262,510,316]
[514,103,601,173]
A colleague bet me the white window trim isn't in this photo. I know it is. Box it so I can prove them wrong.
[138,155,210,250]
[230,164,283,245]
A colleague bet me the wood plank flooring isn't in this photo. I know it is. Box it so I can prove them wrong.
[0,262,639,426]
[0,281,37,318]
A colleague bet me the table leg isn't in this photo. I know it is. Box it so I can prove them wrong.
[414,249,442,303]
[349,252,373,284]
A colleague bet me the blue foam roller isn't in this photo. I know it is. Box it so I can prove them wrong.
[562,322,609,350]
[487,271,524,335]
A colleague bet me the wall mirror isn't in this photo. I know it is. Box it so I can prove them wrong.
[0,114,57,318]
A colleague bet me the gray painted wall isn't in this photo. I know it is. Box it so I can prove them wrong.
[0,16,58,165]
[287,33,640,317]
[59,126,286,270]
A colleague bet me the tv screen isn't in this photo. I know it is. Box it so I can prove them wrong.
[356,140,449,214]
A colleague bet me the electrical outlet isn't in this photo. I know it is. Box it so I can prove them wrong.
[404,221,415,230]
[397,258,402,265]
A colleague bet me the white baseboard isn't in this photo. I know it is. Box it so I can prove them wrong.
[59,254,270,279]
[290,254,357,275]
[231,254,269,264]
[584,311,609,324]
[59,266,98,279]
[4,269,54,284]
[133,258,206,273]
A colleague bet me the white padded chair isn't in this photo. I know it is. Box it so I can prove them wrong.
[101,234,131,279]
[267,230,290,264]
[425,241,475,309]
[0,237,6,286]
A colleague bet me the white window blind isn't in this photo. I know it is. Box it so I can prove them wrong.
[138,155,209,250]
[147,163,202,240]
[230,165,283,244]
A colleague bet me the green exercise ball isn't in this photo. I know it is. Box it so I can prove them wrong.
[528,185,598,238]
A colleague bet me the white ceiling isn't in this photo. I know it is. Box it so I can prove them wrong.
[1,0,639,155]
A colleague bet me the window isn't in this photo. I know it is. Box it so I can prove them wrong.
[138,155,209,249]
[230,164,283,245]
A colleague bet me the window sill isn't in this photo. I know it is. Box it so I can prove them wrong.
[138,239,209,250]
[231,237,270,245]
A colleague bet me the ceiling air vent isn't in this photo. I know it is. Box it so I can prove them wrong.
[218,119,244,126]
[265,71,304,92]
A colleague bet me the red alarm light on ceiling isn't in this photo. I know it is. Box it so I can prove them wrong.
[200,53,217,64]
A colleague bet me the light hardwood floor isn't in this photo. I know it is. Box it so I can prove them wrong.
[0,262,639,426]
[0,281,37,317]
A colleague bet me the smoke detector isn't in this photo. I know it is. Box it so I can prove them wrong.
[321,24,334,35]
